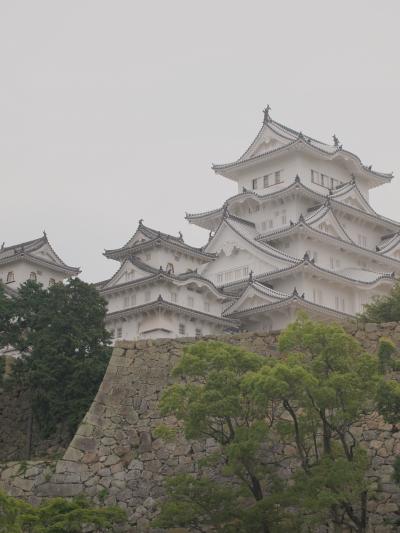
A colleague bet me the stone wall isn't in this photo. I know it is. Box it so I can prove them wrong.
[1,323,400,532]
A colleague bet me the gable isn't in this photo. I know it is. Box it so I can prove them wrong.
[103,259,152,289]
[307,209,352,243]
[124,229,152,248]
[331,185,375,215]
[30,243,64,266]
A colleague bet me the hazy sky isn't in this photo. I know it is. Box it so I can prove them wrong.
[1,1,400,282]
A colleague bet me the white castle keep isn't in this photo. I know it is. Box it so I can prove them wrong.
[98,108,399,339]
[2,109,400,340]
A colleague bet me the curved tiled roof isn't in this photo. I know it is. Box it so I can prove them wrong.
[0,234,80,274]
[186,177,400,232]
[106,295,236,326]
[218,258,395,295]
[205,211,300,265]
[223,291,354,321]
[258,217,400,270]
[105,221,213,261]
[212,114,392,181]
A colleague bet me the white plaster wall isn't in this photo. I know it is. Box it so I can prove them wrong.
[135,247,207,275]
[0,260,66,289]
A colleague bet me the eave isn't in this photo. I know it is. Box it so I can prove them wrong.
[0,252,80,276]
[259,221,400,271]
[104,236,214,262]
[99,270,228,300]
[106,295,237,327]
[187,178,400,233]
[223,293,355,321]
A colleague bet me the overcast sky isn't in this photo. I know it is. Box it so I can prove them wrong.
[1,1,400,282]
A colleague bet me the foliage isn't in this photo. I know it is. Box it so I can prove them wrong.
[377,337,398,373]
[0,279,111,437]
[0,490,126,532]
[359,281,400,323]
[157,315,390,532]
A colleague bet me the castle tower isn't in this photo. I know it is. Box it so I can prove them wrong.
[186,108,398,331]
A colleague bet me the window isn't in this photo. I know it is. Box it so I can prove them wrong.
[195,328,202,337]
[263,174,271,188]
[131,294,136,306]
[124,295,130,308]
[30,272,37,281]
[145,290,151,302]
[261,221,267,231]
[243,266,249,277]
[216,273,223,284]
[311,169,344,190]
[49,278,55,287]
[252,178,258,190]
[234,269,242,280]
[313,251,318,263]
[224,271,233,282]
[110,329,115,339]
[166,262,174,274]
[179,323,186,335]
[170,292,177,303]
[341,297,346,312]
[281,214,287,225]
[275,170,282,184]
[6,271,14,283]
[268,219,274,229]
[116,327,122,338]
[187,296,194,308]
[204,302,210,312]
[334,295,340,310]
[357,234,367,247]
[125,270,135,282]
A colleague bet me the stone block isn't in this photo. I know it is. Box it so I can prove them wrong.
[71,436,97,453]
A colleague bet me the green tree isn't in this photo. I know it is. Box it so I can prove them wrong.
[0,490,126,532]
[359,281,400,322]
[0,279,111,438]
[156,341,295,533]
[157,316,386,532]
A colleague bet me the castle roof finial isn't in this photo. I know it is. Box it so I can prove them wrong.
[249,270,253,282]
[43,230,47,239]
[263,105,271,124]
[293,286,299,297]
[139,218,144,226]
[333,134,340,147]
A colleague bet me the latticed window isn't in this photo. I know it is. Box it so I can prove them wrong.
[6,271,14,283]
[179,323,185,335]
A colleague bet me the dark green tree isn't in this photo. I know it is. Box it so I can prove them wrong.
[359,281,400,322]
[0,490,126,532]
[156,315,389,532]
[0,279,111,438]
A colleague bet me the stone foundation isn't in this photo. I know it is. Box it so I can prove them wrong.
[1,323,400,531]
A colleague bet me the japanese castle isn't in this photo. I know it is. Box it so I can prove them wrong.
[2,108,400,341]
[98,108,399,340]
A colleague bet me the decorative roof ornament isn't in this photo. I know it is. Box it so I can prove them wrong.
[157,294,163,302]
[178,231,183,241]
[293,286,299,297]
[333,134,340,147]
[351,174,356,183]
[262,105,271,124]
[294,174,300,183]
[303,251,310,261]
[138,218,144,227]
[43,230,47,239]
[249,270,253,282]
[1,242,4,250]
[367,165,372,170]
[298,131,304,140]
[324,197,331,207]
[299,213,305,223]
[208,231,213,242]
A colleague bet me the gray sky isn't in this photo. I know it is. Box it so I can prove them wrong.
[1,1,400,282]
